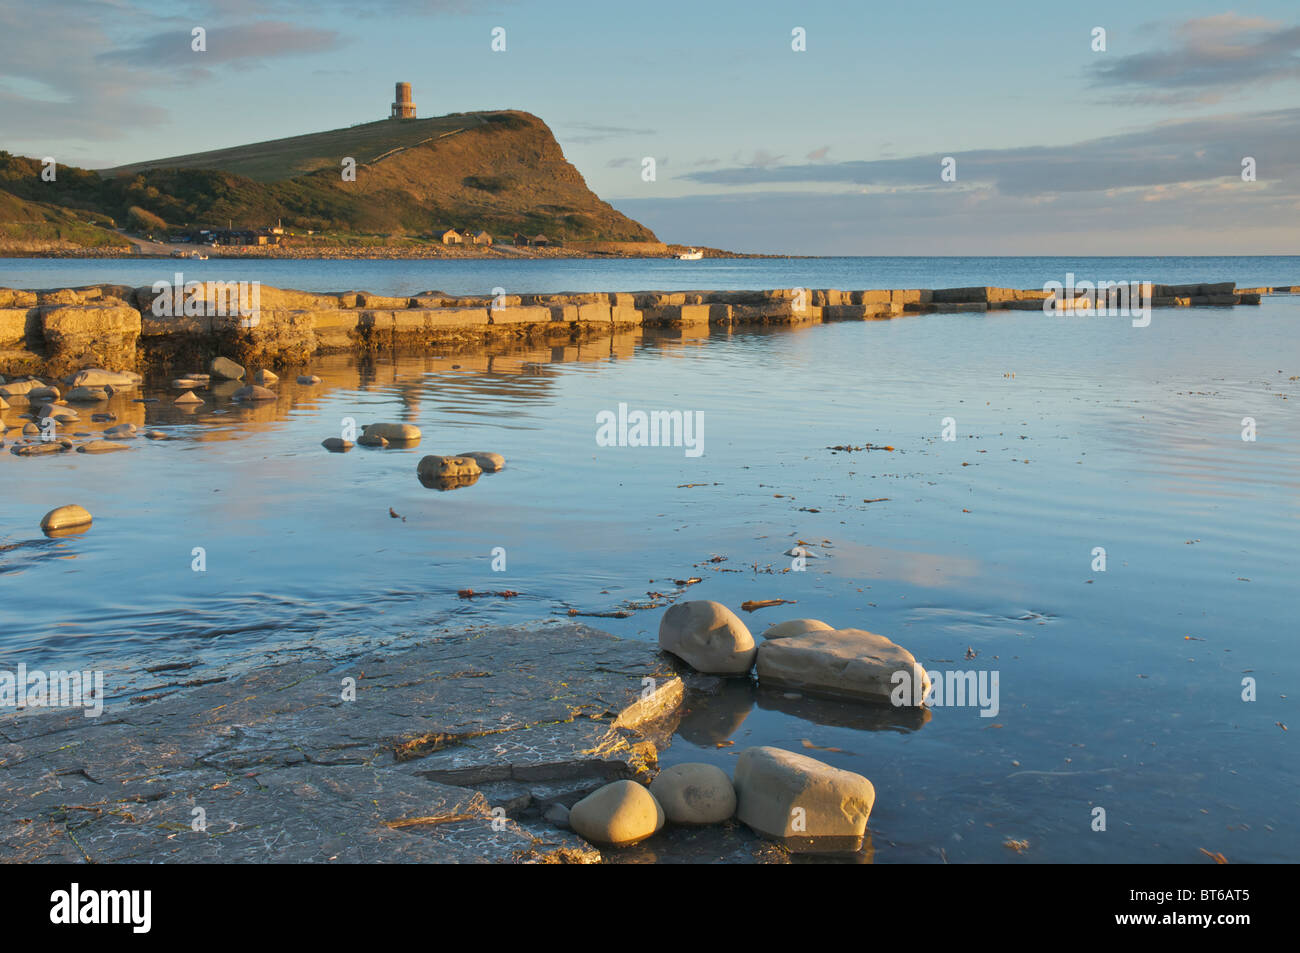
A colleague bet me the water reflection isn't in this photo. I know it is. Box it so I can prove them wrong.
[674,679,755,745]
[756,687,932,734]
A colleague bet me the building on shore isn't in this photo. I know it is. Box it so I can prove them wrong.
[189,227,282,246]
[530,233,551,247]
[471,230,493,245]
[439,228,463,245]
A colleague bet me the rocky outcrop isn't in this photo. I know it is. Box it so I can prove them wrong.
[648,763,737,825]
[760,619,834,640]
[733,746,875,854]
[39,305,140,377]
[756,627,930,705]
[0,280,1275,378]
[568,780,665,846]
[0,624,683,864]
[658,600,757,675]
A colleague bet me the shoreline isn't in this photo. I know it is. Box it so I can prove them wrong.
[0,242,782,262]
[0,280,1284,379]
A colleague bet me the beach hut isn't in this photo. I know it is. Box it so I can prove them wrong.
[472,230,493,246]
[530,233,550,247]
[439,228,463,245]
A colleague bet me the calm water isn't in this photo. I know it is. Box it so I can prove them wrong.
[2,257,1298,863]
[3,254,1298,297]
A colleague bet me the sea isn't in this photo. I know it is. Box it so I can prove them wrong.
[2,255,1297,862]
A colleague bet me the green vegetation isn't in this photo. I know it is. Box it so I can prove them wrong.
[0,186,129,249]
[0,110,655,246]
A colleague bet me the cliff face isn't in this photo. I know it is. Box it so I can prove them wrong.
[0,111,656,244]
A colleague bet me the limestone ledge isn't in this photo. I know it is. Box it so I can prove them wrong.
[0,623,687,864]
[0,280,1278,377]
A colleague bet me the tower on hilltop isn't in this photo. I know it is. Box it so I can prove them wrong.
[391,82,416,119]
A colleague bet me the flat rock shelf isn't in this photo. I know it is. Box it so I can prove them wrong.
[0,624,741,864]
[0,281,1281,377]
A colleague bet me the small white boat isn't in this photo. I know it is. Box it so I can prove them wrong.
[677,248,703,260]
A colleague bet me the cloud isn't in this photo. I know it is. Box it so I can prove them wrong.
[0,2,172,143]
[806,146,830,161]
[621,105,1300,254]
[1090,14,1300,104]
[733,149,784,168]
[680,107,1300,199]
[195,0,493,14]
[615,180,1300,255]
[98,21,342,68]
[561,122,656,145]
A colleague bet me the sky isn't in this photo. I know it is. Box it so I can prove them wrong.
[2,0,1298,254]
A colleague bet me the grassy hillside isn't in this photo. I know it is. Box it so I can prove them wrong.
[99,115,480,183]
[0,188,129,250]
[0,111,655,244]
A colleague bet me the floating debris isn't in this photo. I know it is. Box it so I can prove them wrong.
[740,599,796,612]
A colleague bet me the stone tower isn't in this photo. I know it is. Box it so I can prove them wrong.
[391,82,415,119]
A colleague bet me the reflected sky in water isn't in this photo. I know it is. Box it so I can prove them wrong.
[2,296,1298,862]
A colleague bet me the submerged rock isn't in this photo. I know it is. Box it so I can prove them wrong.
[321,437,353,452]
[174,390,203,404]
[364,422,421,443]
[40,504,93,536]
[648,763,736,825]
[418,471,480,490]
[28,386,60,401]
[210,356,245,380]
[70,368,139,388]
[171,378,204,389]
[357,433,388,448]
[233,384,277,401]
[36,404,78,423]
[13,442,65,456]
[417,454,481,478]
[733,746,874,853]
[761,619,834,640]
[297,375,321,385]
[417,454,482,490]
[252,369,278,385]
[0,379,42,397]
[658,600,757,675]
[77,439,130,454]
[66,386,110,403]
[144,430,168,440]
[457,450,505,472]
[569,780,665,847]
[755,628,930,705]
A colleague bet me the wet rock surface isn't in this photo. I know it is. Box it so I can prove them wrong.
[0,624,687,863]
